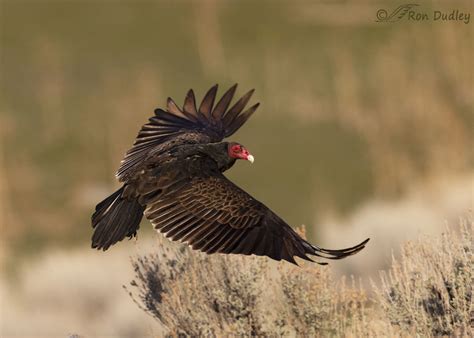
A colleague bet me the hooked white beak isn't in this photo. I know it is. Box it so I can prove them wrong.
[247,154,255,164]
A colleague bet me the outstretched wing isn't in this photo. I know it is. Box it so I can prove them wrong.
[143,174,369,265]
[116,84,259,181]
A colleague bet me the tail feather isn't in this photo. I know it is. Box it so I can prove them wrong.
[91,186,145,250]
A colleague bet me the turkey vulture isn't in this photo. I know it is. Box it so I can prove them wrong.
[91,84,369,264]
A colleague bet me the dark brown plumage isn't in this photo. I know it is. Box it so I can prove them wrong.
[91,84,369,264]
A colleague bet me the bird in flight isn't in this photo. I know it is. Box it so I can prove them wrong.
[91,84,369,264]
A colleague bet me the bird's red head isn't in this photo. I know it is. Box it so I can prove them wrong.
[227,142,254,163]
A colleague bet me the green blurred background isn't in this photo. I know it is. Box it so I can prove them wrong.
[0,0,472,336]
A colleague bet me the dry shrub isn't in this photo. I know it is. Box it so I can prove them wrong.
[128,246,273,336]
[128,220,472,336]
[372,218,473,336]
[127,229,372,336]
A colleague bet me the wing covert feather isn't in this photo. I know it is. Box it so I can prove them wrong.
[143,175,369,264]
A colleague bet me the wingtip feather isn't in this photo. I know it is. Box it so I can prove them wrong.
[199,84,219,118]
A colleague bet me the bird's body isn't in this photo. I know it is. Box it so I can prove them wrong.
[91,84,369,264]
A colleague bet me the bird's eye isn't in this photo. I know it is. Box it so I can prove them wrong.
[232,145,240,152]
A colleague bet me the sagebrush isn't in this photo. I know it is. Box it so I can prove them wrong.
[373,218,472,336]
[127,220,472,336]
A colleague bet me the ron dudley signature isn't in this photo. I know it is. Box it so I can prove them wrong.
[376,4,471,24]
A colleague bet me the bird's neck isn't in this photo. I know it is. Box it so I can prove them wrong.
[200,142,236,172]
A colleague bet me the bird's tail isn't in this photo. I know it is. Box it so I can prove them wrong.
[91,186,145,250]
